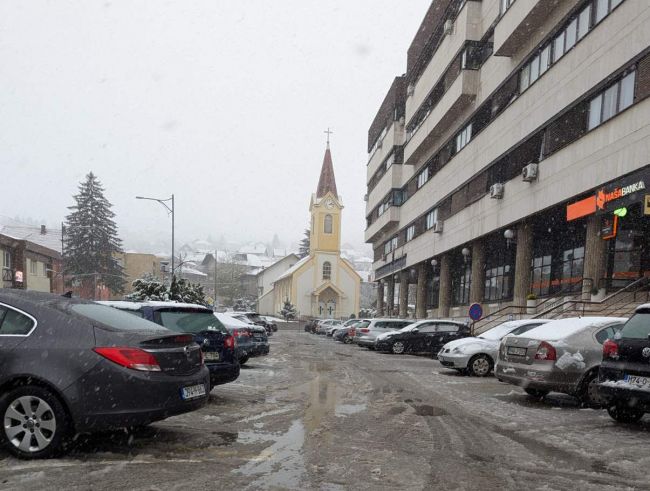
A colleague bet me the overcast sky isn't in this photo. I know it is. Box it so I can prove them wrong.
[0,0,430,252]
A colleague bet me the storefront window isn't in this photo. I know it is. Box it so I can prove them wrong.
[451,253,471,306]
[607,203,650,288]
[484,235,515,302]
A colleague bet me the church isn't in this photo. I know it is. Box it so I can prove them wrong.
[267,142,361,319]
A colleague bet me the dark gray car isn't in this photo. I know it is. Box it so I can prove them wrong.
[0,290,209,459]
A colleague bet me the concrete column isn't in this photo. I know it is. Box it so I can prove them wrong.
[376,281,385,316]
[582,214,608,299]
[416,263,427,319]
[399,269,409,319]
[469,241,486,304]
[513,221,533,306]
[438,254,452,318]
[386,277,394,317]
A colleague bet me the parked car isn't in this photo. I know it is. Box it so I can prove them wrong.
[496,317,626,405]
[316,319,342,335]
[261,316,279,332]
[438,319,550,376]
[327,319,357,337]
[304,319,318,333]
[333,321,358,343]
[100,301,240,389]
[237,311,274,335]
[598,304,650,423]
[0,291,209,459]
[354,318,413,348]
[215,312,269,364]
[375,319,469,356]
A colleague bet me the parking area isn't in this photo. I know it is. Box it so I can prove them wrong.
[2,330,650,490]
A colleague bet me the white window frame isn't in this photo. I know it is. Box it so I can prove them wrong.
[417,167,429,189]
[406,225,415,242]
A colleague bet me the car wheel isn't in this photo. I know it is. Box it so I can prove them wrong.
[239,356,249,365]
[524,388,549,398]
[607,403,645,423]
[468,354,492,377]
[343,336,353,345]
[392,341,405,354]
[578,370,603,407]
[0,385,71,459]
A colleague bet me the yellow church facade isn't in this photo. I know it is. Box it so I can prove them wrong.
[272,145,361,319]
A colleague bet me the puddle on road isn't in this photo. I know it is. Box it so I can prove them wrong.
[237,405,299,424]
[335,404,367,417]
[234,419,306,490]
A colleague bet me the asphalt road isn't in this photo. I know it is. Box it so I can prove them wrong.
[2,330,650,490]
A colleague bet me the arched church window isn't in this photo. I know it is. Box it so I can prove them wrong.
[324,214,333,234]
[323,261,331,280]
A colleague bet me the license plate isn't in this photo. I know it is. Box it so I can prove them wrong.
[204,352,220,361]
[624,374,650,387]
[180,384,206,401]
[508,347,527,356]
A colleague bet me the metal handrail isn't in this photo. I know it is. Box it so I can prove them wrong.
[533,276,650,319]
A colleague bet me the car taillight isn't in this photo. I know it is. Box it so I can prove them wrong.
[224,335,236,350]
[534,341,557,361]
[93,347,161,372]
[233,329,239,337]
[603,339,619,359]
[360,328,370,333]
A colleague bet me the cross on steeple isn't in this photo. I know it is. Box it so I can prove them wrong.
[324,127,333,148]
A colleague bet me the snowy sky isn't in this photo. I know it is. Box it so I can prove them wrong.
[0,0,430,251]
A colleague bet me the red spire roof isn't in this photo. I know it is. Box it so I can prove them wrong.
[316,144,338,199]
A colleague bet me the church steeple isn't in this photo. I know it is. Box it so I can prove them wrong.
[316,135,338,199]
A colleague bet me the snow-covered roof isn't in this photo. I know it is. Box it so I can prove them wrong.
[0,224,62,255]
[276,256,310,281]
[239,243,267,255]
[179,266,208,277]
[521,317,627,341]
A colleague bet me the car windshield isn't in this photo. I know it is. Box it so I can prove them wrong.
[619,313,650,339]
[354,321,370,329]
[154,309,227,334]
[478,322,522,340]
[71,304,166,331]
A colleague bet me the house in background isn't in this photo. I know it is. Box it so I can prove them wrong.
[0,224,63,294]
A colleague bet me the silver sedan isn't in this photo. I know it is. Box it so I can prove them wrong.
[495,316,626,405]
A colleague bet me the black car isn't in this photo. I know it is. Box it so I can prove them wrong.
[239,312,273,335]
[598,304,650,423]
[375,319,470,356]
[0,290,209,459]
[101,301,240,388]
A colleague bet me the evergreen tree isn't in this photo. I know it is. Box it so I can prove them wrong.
[280,299,297,320]
[233,297,254,311]
[170,277,207,304]
[126,274,170,301]
[298,228,310,258]
[64,172,126,296]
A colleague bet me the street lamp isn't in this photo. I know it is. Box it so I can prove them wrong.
[136,194,175,280]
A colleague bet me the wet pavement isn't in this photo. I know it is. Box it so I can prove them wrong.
[2,330,650,490]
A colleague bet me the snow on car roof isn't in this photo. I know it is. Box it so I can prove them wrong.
[521,317,627,341]
[215,312,250,328]
[96,301,143,310]
[635,303,650,312]
[98,300,211,310]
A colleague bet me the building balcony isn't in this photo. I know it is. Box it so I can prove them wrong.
[366,165,405,211]
[404,69,479,165]
[494,0,580,57]
[365,206,400,244]
[407,0,482,119]
[367,121,405,177]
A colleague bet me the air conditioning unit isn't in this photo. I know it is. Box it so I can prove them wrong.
[433,220,444,234]
[363,194,368,202]
[406,83,415,97]
[522,163,539,182]
[444,19,454,35]
[490,183,504,199]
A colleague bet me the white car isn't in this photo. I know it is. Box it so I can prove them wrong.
[437,319,550,376]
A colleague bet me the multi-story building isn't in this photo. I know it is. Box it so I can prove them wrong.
[366,0,650,319]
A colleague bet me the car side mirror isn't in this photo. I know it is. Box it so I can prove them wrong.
[411,328,419,334]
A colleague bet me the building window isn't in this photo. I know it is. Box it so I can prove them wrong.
[29,260,37,275]
[324,214,333,234]
[417,167,429,189]
[2,250,10,270]
[322,262,331,280]
[521,0,626,94]
[425,209,438,230]
[588,70,635,130]
[406,225,415,242]
[42,263,47,276]
[455,123,472,153]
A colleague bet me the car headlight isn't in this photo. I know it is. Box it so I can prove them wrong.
[452,346,466,354]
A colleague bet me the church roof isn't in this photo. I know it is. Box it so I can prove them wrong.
[276,255,310,281]
[316,145,338,199]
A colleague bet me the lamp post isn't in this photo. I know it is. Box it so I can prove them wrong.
[136,194,175,281]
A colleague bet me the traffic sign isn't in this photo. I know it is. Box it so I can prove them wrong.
[468,303,483,321]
